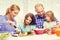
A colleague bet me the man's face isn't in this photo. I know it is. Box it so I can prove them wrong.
[35,6,44,16]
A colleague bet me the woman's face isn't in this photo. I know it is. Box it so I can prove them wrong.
[25,16,32,25]
[10,10,19,19]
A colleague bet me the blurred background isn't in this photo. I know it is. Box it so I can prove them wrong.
[0,0,60,25]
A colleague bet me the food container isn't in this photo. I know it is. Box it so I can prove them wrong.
[55,29,60,37]
[34,28,44,35]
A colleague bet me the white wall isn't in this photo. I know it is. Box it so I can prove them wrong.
[0,0,60,25]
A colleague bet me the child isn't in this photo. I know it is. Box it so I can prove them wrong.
[43,11,57,34]
[18,13,36,36]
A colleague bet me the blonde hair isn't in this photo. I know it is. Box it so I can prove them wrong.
[45,11,54,21]
[6,4,20,15]
[35,3,44,9]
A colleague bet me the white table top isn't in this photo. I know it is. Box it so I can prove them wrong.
[6,34,60,40]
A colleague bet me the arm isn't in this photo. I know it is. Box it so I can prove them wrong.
[43,22,47,29]
[54,17,59,22]
[43,22,50,33]
[7,20,16,27]
[30,25,36,35]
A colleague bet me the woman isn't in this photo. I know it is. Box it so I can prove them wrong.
[0,4,20,34]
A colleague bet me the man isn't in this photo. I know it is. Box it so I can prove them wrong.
[35,3,58,28]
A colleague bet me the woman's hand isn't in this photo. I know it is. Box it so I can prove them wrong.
[15,28,21,34]
[7,20,16,27]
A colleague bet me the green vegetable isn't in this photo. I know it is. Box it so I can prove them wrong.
[0,32,9,40]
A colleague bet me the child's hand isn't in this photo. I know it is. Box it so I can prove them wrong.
[31,30,35,35]
[47,31,52,35]
[44,28,50,33]
[18,32,27,37]
[44,28,52,34]
[18,32,23,37]
[51,27,57,34]
[51,27,57,31]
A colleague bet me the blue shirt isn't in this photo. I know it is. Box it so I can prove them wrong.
[35,14,58,28]
[0,15,16,33]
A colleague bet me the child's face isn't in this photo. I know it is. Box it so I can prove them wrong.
[45,16,51,22]
[35,6,44,16]
[25,16,32,25]
[45,12,53,22]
